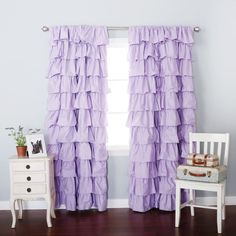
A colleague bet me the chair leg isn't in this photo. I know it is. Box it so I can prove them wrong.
[222,184,226,220]
[190,189,195,216]
[217,188,222,234]
[175,184,181,227]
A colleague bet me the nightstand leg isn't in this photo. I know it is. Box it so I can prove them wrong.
[51,193,56,219]
[10,199,16,228]
[46,197,52,227]
[17,199,23,219]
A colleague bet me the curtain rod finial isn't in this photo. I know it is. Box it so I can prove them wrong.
[194,26,200,32]
[42,26,49,32]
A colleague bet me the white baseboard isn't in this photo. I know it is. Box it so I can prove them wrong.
[0,198,129,210]
[107,199,129,208]
[0,197,235,210]
[196,196,236,205]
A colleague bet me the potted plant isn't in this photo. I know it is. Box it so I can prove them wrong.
[6,126,27,157]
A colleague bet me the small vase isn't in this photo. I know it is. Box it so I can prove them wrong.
[16,146,27,157]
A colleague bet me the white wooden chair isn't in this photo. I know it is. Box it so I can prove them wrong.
[175,132,230,234]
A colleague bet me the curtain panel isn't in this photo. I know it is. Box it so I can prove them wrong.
[46,25,109,211]
[128,26,196,212]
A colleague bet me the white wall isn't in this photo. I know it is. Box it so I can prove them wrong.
[0,0,236,201]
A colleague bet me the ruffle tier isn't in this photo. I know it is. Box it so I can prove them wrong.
[129,26,194,45]
[54,159,107,177]
[129,190,188,212]
[129,141,193,163]
[129,160,178,178]
[47,110,107,128]
[128,92,196,111]
[130,143,179,162]
[47,142,107,161]
[129,176,176,195]
[128,110,195,128]
[50,41,107,60]
[129,40,192,61]
[50,25,109,46]
[55,176,107,211]
[128,110,180,127]
[128,75,194,94]
[47,126,107,144]
[47,92,107,111]
[48,76,109,94]
[48,57,107,78]
[129,57,192,77]
[129,125,195,144]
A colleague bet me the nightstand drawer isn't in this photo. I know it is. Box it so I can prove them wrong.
[13,184,46,195]
[12,173,46,183]
[11,161,45,172]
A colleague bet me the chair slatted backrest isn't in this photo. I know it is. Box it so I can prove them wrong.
[189,133,230,166]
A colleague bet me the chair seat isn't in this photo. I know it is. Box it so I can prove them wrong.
[176,178,225,191]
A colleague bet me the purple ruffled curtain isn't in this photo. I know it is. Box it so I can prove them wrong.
[46,25,109,211]
[128,26,196,212]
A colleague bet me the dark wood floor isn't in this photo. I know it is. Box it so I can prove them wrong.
[1,207,236,236]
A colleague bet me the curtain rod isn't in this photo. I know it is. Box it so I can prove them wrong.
[41,26,201,32]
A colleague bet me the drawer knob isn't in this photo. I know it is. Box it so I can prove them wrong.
[26,165,30,169]
[27,176,31,181]
[27,188,31,193]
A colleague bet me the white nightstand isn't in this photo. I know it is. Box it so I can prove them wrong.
[9,156,56,228]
